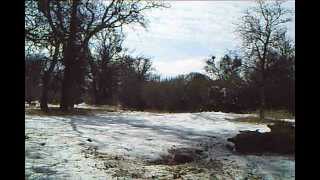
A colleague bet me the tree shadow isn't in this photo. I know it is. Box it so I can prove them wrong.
[67,113,226,148]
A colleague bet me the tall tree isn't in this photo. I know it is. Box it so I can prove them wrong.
[237,0,292,120]
[118,55,153,109]
[25,55,46,104]
[88,29,124,104]
[205,53,243,112]
[25,0,62,111]
[40,42,62,111]
[29,0,166,110]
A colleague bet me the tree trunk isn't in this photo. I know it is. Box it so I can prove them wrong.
[85,44,100,105]
[259,83,266,121]
[40,44,59,112]
[60,0,79,111]
[259,62,266,121]
[60,58,73,111]
[40,75,49,112]
[92,77,99,105]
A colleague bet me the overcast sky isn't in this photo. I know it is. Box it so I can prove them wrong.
[123,1,295,78]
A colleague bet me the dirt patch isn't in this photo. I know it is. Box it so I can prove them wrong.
[149,147,205,165]
[25,107,117,116]
[81,145,149,178]
[81,145,220,178]
[228,122,295,155]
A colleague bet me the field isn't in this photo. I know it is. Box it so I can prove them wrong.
[25,106,294,179]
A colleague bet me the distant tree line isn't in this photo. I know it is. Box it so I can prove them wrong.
[140,47,294,113]
[26,44,294,114]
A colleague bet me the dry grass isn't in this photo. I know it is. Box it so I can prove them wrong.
[234,110,294,123]
[25,106,119,116]
[263,110,294,119]
[231,116,271,124]
[232,110,294,125]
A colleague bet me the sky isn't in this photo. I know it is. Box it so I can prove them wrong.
[123,1,295,78]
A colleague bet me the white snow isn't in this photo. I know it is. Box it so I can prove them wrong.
[74,103,101,109]
[25,111,294,179]
[46,103,102,109]
[280,118,295,123]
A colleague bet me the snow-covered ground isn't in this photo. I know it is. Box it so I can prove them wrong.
[25,111,295,179]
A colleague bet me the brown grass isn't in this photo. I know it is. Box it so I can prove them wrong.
[231,116,270,124]
[234,110,294,124]
[263,110,294,119]
[25,106,119,116]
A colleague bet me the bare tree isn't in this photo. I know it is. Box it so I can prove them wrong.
[237,0,292,120]
[25,1,63,111]
[204,56,221,80]
[29,0,167,111]
[88,29,124,104]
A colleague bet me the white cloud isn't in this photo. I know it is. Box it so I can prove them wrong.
[152,57,207,77]
[123,1,295,77]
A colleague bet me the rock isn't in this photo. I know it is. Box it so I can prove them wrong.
[87,138,92,142]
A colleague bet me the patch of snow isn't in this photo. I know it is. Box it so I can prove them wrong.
[25,115,113,179]
[47,104,60,108]
[25,111,294,179]
[280,118,295,123]
[74,102,99,109]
